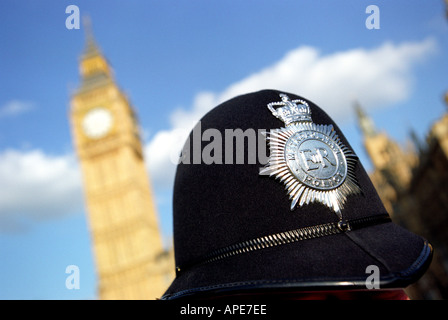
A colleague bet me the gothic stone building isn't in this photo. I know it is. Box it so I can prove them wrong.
[356,100,448,299]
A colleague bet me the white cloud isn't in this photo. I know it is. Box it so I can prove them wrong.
[0,100,35,118]
[0,149,83,231]
[145,38,437,188]
[144,128,188,189]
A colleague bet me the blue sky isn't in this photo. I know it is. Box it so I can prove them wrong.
[0,1,447,299]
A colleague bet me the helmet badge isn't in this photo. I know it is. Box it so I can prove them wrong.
[260,94,361,219]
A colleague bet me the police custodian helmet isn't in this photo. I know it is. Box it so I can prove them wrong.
[161,89,432,300]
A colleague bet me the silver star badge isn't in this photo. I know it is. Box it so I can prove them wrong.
[260,94,361,219]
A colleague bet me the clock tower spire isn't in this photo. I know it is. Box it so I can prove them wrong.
[78,17,113,90]
[69,20,173,299]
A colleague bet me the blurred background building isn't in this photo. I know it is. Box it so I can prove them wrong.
[69,22,174,299]
[356,94,448,299]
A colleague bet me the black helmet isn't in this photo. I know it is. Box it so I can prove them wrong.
[162,89,432,300]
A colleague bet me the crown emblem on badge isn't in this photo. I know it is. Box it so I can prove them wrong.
[260,94,361,219]
[267,94,312,125]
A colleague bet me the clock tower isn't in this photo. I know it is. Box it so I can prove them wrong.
[70,23,173,299]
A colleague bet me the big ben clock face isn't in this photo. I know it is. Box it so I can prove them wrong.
[82,107,113,139]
